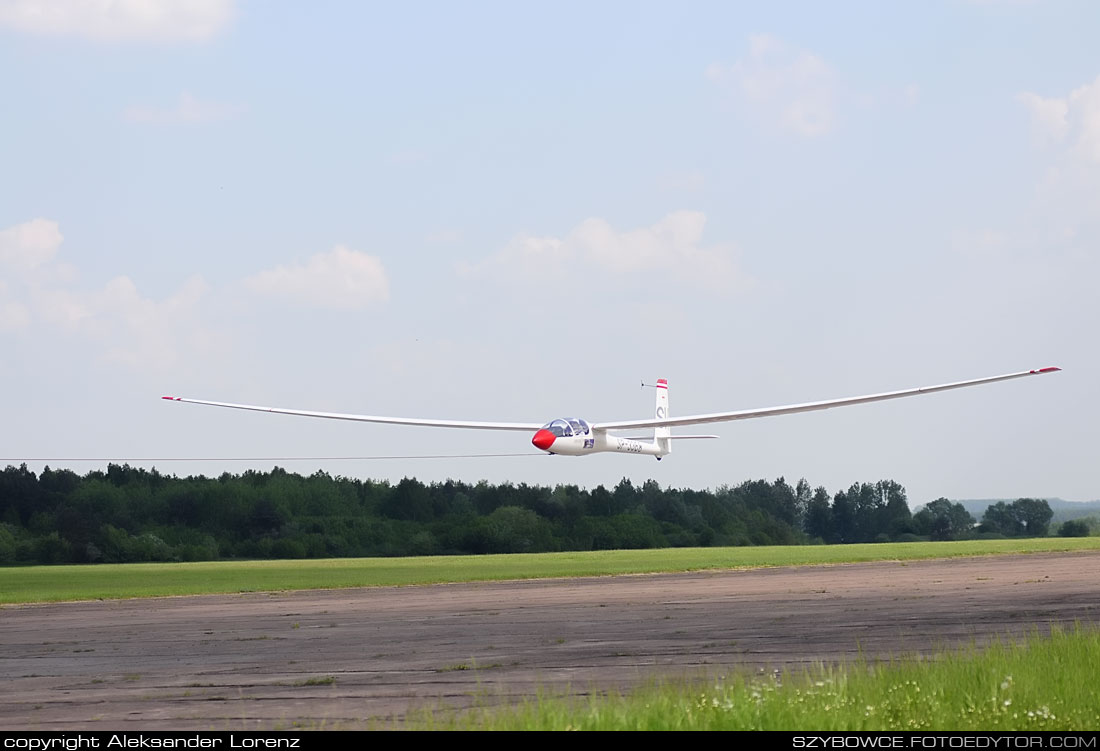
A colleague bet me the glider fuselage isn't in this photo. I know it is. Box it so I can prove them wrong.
[531,429,663,457]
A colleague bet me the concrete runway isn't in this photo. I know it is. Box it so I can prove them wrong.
[1,551,1097,729]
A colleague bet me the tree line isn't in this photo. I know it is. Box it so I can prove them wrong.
[0,463,1080,565]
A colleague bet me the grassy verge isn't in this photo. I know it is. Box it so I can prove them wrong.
[414,625,1100,730]
[2,537,1098,604]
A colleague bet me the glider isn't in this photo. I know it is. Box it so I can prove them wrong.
[163,367,1060,460]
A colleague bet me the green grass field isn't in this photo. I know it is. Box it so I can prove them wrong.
[413,625,1100,730]
[2,537,1098,604]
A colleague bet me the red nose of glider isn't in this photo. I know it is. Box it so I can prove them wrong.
[532,429,555,451]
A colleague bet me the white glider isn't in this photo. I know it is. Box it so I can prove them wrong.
[163,367,1060,460]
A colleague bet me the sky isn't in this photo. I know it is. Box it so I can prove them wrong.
[1,0,1097,506]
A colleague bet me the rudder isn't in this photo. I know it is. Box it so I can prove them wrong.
[655,378,670,455]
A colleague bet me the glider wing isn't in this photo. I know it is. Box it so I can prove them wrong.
[591,367,1061,432]
[161,396,543,431]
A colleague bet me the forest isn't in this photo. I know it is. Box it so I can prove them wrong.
[0,463,1078,565]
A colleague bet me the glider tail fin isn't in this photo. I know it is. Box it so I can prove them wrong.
[655,378,670,456]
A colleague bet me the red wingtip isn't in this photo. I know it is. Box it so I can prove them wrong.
[162,396,177,400]
[1034,367,1061,373]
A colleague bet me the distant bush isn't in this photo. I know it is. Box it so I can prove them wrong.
[1058,520,1091,538]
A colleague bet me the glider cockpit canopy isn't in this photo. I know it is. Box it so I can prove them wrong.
[540,418,591,437]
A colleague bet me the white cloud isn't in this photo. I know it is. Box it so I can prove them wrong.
[124,92,245,125]
[1019,74,1100,162]
[0,221,389,373]
[0,0,234,42]
[470,233,568,281]
[950,77,1100,291]
[30,284,91,329]
[464,211,748,292]
[0,218,63,270]
[707,34,837,137]
[1068,76,1100,162]
[94,275,213,368]
[245,245,390,311]
[27,274,217,368]
[1018,92,1069,144]
[574,212,719,274]
[0,217,229,371]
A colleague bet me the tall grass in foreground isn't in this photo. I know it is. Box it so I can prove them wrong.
[414,626,1100,731]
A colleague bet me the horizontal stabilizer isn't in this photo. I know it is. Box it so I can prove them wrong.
[617,434,719,441]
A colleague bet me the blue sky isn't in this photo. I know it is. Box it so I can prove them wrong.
[2,1,1096,505]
